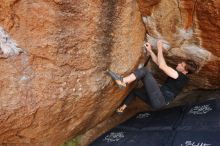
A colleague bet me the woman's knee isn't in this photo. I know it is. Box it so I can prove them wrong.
[133,67,150,80]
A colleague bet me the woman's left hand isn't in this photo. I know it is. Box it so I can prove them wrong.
[144,42,152,52]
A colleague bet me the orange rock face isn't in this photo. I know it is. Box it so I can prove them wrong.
[0,0,220,145]
[81,1,220,144]
[138,0,220,89]
[0,0,145,145]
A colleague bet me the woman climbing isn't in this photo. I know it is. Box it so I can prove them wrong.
[107,40,198,114]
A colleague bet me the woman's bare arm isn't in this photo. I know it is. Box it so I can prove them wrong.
[144,43,158,65]
[157,40,179,79]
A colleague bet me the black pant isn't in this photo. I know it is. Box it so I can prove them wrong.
[123,67,166,109]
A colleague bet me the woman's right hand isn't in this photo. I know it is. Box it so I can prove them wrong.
[144,42,152,53]
[157,40,163,50]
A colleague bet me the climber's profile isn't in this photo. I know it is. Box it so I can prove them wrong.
[107,40,198,114]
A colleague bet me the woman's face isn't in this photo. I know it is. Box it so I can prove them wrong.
[176,61,186,72]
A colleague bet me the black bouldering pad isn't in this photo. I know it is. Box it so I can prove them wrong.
[178,99,220,130]
[90,99,220,146]
[90,128,174,146]
[172,130,220,146]
[118,106,184,131]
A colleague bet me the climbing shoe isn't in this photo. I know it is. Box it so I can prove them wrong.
[106,69,127,89]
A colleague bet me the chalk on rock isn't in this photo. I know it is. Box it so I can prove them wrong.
[182,44,211,61]
[146,34,171,50]
[177,28,193,40]
[142,16,148,24]
[0,26,23,57]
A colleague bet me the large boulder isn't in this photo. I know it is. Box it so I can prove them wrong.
[0,0,145,145]
[78,0,220,145]
[0,0,220,145]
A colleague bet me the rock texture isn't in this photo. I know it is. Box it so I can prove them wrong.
[0,0,220,146]
[139,0,220,89]
[0,0,145,145]
[79,0,220,145]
